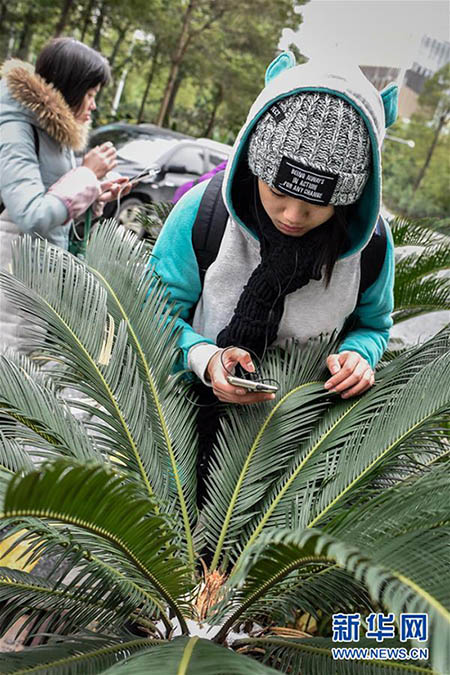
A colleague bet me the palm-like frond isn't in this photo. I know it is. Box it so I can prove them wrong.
[235,636,433,674]
[0,567,138,637]
[393,275,450,323]
[202,338,339,569]
[2,460,193,632]
[0,635,163,675]
[214,464,449,672]
[218,331,450,568]
[0,432,34,501]
[0,237,164,502]
[85,222,197,565]
[0,518,171,635]
[103,636,280,674]
[390,216,449,248]
[0,351,101,462]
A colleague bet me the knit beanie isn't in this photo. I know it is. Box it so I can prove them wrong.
[248,92,371,206]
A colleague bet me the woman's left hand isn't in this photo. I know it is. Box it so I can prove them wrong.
[98,176,131,203]
[324,351,374,399]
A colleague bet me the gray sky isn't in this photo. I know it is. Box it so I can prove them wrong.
[281,0,450,68]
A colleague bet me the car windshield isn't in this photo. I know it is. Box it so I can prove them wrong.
[117,138,178,164]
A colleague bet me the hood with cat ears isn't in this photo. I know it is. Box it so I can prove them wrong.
[222,52,398,256]
[1,59,88,151]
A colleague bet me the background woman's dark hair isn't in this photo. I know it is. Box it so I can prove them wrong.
[35,37,111,113]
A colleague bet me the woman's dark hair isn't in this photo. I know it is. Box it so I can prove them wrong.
[35,37,111,112]
[315,205,351,286]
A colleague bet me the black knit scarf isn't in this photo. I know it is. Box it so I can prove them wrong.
[216,179,331,357]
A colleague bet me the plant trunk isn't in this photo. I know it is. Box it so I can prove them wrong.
[79,0,95,42]
[54,0,75,37]
[202,84,223,137]
[109,25,129,70]
[156,0,196,126]
[137,45,160,123]
[16,8,34,61]
[162,70,184,127]
[412,113,446,194]
[91,0,106,51]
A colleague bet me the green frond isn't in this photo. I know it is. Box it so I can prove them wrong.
[0,351,101,463]
[214,471,449,672]
[393,275,450,323]
[86,222,198,565]
[395,242,450,282]
[0,519,171,632]
[0,237,165,502]
[390,216,450,248]
[235,637,433,674]
[103,636,279,674]
[228,333,450,566]
[226,565,370,627]
[0,635,163,675]
[2,460,193,632]
[202,338,339,569]
[0,432,34,501]
[0,566,138,637]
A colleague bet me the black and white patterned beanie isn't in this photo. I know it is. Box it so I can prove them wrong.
[248,92,371,206]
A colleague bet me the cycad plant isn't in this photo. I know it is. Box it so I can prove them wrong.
[0,223,448,674]
[390,216,450,324]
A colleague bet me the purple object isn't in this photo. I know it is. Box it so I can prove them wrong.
[172,160,227,203]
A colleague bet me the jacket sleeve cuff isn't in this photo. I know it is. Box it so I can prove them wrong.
[187,343,222,385]
[48,167,100,222]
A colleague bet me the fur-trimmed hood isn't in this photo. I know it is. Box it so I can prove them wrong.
[0,59,88,151]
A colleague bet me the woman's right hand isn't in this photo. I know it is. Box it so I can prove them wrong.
[206,347,276,405]
[82,141,117,179]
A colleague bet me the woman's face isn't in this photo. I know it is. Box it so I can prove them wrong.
[73,84,101,124]
[258,179,335,237]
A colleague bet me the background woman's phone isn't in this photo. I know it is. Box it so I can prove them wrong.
[227,375,278,393]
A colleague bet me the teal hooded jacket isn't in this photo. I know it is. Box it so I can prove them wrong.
[151,54,397,382]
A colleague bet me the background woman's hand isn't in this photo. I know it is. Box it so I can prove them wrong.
[98,176,131,203]
[325,351,375,398]
[82,141,117,179]
[206,347,276,405]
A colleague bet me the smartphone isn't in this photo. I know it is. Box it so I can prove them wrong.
[227,375,278,393]
[129,167,158,185]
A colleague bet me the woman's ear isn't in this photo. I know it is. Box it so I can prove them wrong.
[265,51,297,86]
[381,83,398,128]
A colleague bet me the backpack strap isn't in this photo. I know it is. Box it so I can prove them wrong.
[192,170,228,286]
[358,215,388,297]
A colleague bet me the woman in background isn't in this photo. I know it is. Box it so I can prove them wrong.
[0,37,129,351]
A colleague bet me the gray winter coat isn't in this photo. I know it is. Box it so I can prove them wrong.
[0,59,101,351]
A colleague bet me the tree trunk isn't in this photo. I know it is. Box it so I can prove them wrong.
[108,25,129,70]
[54,0,75,37]
[156,0,196,126]
[137,45,160,123]
[79,0,96,42]
[412,113,447,194]
[202,84,223,137]
[16,8,34,60]
[162,69,184,127]
[91,0,106,51]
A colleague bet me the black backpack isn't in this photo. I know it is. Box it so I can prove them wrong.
[192,170,387,298]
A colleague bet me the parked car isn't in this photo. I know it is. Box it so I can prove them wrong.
[102,131,231,231]
[87,122,190,151]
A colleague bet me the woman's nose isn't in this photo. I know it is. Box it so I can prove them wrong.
[283,198,308,224]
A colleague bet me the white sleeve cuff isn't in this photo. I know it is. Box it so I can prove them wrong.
[187,343,222,385]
